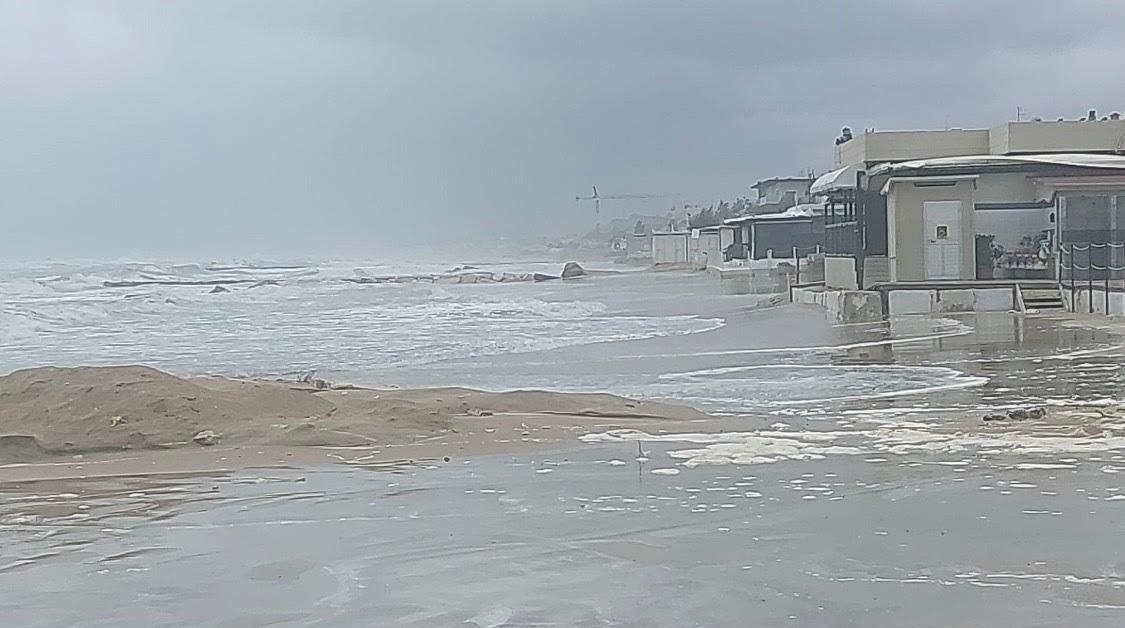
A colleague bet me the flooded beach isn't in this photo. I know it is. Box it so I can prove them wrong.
[8,4,1125,624]
[4,268,1125,626]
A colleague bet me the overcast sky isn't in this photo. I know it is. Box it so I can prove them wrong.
[3,0,1125,260]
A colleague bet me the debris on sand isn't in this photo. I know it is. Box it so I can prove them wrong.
[193,430,222,446]
[983,406,1047,422]
[466,407,494,417]
[297,371,331,390]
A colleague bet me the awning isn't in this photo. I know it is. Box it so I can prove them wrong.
[869,153,1125,177]
[810,163,860,194]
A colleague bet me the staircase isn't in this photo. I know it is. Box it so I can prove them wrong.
[1019,285,1065,312]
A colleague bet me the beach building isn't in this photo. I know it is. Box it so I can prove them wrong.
[651,231,690,264]
[814,115,1125,295]
[725,203,825,260]
[749,176,816,215]
[651,226,735,266]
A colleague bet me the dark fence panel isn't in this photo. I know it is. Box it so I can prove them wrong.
[1059,242,1125,313]
[861,191,888,256]
[825,221,860,257]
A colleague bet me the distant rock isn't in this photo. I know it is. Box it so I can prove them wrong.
[209,285,230,294]
[533,273,559,282]
[561,262,586,279]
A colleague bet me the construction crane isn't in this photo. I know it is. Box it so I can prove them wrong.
[575,186,675,215]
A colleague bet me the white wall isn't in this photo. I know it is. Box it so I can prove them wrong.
[825,256,858,290]
[991,120,1125,154]
[887,180,977,281]
[689,232,723,267]
[836,129,991,167]
[652,233,689,264]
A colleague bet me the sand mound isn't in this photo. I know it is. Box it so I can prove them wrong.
[0,366,333,456]
[0,366,705,463]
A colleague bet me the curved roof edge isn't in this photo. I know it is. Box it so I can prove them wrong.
[870,153,1125,176]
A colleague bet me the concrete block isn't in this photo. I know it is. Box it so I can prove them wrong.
[934,289,974,313]
[974,288,1014,312]
[888,290,933,315]
[841,291,884,323]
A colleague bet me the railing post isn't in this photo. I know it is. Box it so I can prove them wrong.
[1069,245,1076,311]
[1088,246,1095,314]
[793,246,800,285]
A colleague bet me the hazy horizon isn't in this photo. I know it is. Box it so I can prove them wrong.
[4,0,1125,260]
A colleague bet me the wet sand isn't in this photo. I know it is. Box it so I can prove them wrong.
[0,365,706,482]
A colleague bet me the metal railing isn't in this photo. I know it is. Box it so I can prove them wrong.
[1059,242,1125,313]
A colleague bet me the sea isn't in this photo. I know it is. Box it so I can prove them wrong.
[0,256,718,380]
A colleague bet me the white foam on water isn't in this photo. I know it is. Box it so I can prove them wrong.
[616,326,973,360]
[583,423,1125,468]
[650,363,987,411]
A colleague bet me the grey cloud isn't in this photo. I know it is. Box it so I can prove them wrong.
[3,0,1125,259]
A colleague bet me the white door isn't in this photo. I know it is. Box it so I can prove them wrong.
[923,201,962,279]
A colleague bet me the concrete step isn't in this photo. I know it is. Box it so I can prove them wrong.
[1025,301,1064,310]
[1020,287,1064,311]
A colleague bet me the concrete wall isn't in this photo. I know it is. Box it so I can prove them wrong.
[626,233,651,255]
[862,256,892,287]
[720,227,735,252]
[990,120,1125,154]
[836,129,991,167]
[887,180,976,281]
[652,233,689,264]
[792,287,884,323]
[886,287,1014,315]
[690,232,723,267]
[1072,288,1125,316]
[825,256,858,290]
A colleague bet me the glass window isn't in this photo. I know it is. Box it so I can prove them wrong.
[975,207,1053,279]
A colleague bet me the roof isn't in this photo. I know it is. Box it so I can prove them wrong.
[869,153,1125,176]
[724,203,824,225]
[697,225,734,232]
[810,163,860,194]
[750,176,813,189]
